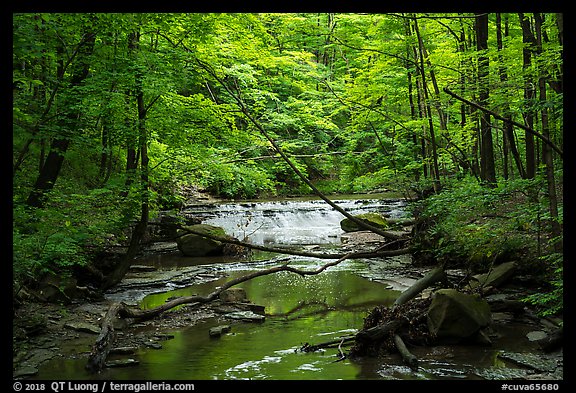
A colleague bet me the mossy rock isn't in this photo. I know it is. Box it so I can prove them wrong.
[427,289,491,341]
[340,212,389,232]
[176,224,227,257]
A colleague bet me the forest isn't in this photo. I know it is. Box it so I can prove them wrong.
[13,13,563,380]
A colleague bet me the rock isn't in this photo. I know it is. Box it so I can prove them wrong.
[144,342,162,349]
[224,311,265,322]
[37,273,79,304]
[498,351,558,373]
[213,302,265,315]
[129,265,157,272]
[340,212,389,233]
[527,330,548,342]
[154,333,175,341]
[474,367,532,380]
[469,261,517,289]
[16,314,47,337]
[64,322,101,334]
[105,359,140,368]
[176,224,227,256]
[427,289,491,341]
[13,366,39,379]
[209,325,231,337]
[219,288,247,303]
[109,347,137,355]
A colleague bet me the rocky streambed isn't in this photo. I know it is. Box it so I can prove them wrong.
[13,195,563,381]
[13,243,563,380]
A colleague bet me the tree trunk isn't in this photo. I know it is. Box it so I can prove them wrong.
[519,13,537,179]
[496,13,527,180]
[534,13,563,254]
[475,13,497,186]
[26,31,96,208]
[413,17,441,191]
[102,30,160,290]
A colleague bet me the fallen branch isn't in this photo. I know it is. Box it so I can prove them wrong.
[87,251,365,373]
[175,223,411,260]
[392,266,446,308]
[394,333,418,370]
[196,58,404,241]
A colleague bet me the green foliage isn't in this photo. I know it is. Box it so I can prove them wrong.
[523,253,563,318]
[411,175,558,267]
[13,13,563,299]
[200,161,276,199]
[13,178,136,285]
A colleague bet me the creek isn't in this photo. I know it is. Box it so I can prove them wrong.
[28,195,557,380]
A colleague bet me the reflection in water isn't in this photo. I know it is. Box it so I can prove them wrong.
[28,197,546,380]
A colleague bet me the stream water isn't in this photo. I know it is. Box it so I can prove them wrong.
[29,195,555,381]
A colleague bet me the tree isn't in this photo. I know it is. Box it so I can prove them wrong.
[25,18,96,208]
[475,13,496,186]
[519,13,537,179]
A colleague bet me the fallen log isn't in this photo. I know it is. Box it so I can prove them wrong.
[175,223,411,260]
[86,303,123,373]
[87,252,375,373]
[393,266,446,308]
[388,266,445,369]
[394,334,418,370]
[355,320,405,342]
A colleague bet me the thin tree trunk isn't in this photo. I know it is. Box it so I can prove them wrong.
[413,17,441,191]
[496,13,527,179]
[534,13,562,254]
[475,13,497,186]
[519,13,537,179]
[26,31,96,208]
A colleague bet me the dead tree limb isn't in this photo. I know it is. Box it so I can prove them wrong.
[87,252,365,373]
[176,224,411,260]
[86,303,124,373]
[196,58,404,241]
[392,266,446,308]
[394,334,419,369]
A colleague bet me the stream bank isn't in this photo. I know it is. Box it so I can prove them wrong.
[13,194,563,381]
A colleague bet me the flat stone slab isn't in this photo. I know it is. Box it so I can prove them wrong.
[64,322,101,334]
[224,311,265,322]
[13,366,39,379]
[498,351,558,372]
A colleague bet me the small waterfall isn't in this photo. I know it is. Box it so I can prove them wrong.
[183,197,407,246]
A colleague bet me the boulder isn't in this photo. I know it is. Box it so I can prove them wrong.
[219,288,247,303]
[469,261,517,289]
[176,224,227,256]
[340,212,389,233]
[427,289,491,341]
[37,273,79,304]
